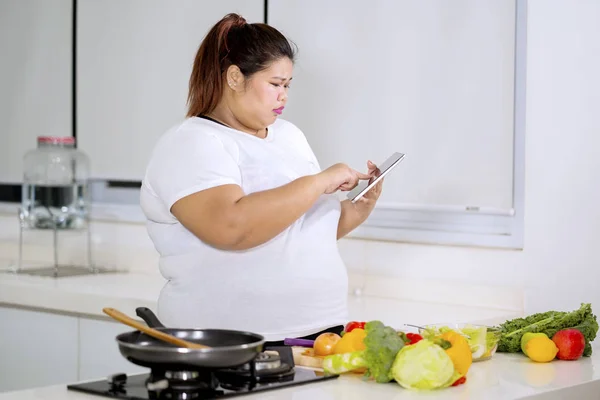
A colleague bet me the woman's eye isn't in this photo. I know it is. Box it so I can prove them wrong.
[271,83,281,87]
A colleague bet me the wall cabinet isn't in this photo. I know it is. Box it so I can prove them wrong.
[269,0,526,249]
[0,0,72,183]
[77,0,264,180]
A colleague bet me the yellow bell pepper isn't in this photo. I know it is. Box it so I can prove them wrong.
[333,328,367,354]
[439,331,473,377]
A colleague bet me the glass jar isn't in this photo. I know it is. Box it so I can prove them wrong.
[20,136,90,230]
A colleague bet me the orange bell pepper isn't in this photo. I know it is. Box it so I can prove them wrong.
[333,328,367,354]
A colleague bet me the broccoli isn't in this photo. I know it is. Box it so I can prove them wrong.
[322,320,405,383]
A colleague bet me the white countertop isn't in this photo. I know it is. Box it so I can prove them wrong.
[1,349,599,400]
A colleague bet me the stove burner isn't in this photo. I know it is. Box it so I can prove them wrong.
[147,369,219,393]
[165,371,200,381]
[66,346,340,399]
[144,348,295,395]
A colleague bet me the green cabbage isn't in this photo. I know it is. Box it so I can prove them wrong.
[390,339,457,390]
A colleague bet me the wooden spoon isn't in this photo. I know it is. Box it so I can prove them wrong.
[103,307,211,350]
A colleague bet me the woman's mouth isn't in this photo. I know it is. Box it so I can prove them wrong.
[273,107,284,115]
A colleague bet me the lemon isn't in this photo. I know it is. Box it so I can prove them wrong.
[525,336,558,363]
[521,332,548,356]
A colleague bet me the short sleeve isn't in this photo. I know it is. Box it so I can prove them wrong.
[286,120,322,172]
[146,127,242,211]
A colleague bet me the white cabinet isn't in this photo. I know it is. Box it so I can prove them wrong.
[269,0,526,249]
[0,306,146,392]
[78,318,146,381]
[0,0,73,183]
[269,0,517,210]
[0,306,78,392]
[77,0,264,181]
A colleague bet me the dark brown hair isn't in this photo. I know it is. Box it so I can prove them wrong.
[186,13,296,118]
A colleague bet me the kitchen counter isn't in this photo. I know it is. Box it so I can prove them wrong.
[1,347,599,400]
[0,271,598,398]
[0,270,518,327]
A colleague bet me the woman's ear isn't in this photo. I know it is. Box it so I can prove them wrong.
[226,65,244,91]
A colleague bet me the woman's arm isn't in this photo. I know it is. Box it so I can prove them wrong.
[171,163,370,251]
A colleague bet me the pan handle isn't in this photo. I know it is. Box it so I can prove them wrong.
[136,307,166,328]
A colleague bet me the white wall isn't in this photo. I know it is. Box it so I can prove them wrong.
[1,0,599,315]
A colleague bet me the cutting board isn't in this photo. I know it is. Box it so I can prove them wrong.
[291,347,368,376]
[291,346,324,369]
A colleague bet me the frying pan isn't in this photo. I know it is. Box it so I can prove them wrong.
[113,307,265,369]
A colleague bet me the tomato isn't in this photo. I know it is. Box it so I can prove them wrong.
[313,332,342,356]
[452,376,467,387]
[406,333,423,345]
[344,321,366,333]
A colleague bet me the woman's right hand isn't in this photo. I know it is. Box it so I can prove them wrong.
[317,163,372,194]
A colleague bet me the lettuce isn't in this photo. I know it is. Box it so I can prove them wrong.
[390,339,457,390]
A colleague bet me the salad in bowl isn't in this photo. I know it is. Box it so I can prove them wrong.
[418,323,501,361]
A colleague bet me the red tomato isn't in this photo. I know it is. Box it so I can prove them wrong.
[452,376,467,387]
[406,333,424,345]
[344,321,366,333]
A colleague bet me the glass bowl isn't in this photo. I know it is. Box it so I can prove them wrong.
[417,323,501,362]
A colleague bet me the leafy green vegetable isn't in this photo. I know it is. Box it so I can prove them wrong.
[495,303,598,355]
[486,330,501,355]
[322,320,405,382]
[390,339,458,390]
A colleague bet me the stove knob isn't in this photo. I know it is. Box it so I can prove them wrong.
[108,373,127,386]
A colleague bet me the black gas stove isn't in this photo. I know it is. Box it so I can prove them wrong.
[67,347,337,399]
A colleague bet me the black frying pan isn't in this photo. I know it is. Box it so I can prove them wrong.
[113,307,264,370]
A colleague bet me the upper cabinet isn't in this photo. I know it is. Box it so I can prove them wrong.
[77,1,264,181]
[270,0,518,212]
[0,0,73,183]
[269,0,526,248]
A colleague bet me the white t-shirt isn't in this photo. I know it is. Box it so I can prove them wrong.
[140,117,348,341]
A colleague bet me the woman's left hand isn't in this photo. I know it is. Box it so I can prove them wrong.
[355,160,383,209]
[336,160,384,239]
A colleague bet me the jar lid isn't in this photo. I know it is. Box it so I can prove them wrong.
[37,136,76,145]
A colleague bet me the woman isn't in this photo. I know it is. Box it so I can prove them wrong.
[140,13,384,342]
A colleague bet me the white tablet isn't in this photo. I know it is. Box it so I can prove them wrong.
[346,152,405,203]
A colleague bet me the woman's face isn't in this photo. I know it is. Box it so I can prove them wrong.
[229,57,293,131]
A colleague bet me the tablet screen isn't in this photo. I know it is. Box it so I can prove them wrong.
[346,152,405,203]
